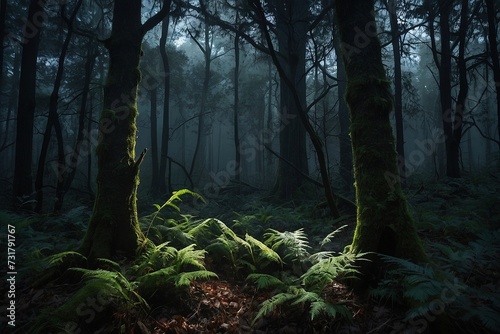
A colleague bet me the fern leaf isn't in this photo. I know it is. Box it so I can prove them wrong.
[245,234,282,265]
[252,292,298,323]
[247,273,286,290]
[320,224,348,247]
[174,270,218,287]
[291,290,320,306]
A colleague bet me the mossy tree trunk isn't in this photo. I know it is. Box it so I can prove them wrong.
[335,1,427,270]
[79,0,168,261]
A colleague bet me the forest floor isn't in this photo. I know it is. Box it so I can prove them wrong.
[2,174,500,333]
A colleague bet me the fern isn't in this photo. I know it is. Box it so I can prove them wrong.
[70,267,149,312]
[373,254,500,332]
[264,228,311,264]
[174,270,218,287]
[144,189,205,239]
[320,224,348,248]
[301,253,364,293]
[247,273,287,290]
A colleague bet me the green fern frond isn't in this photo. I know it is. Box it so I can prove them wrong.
[320,224,348,248]
[94,258,121,271]
[46,251,87,267]
[301,253,362,292]
[245,233,282,265]
[144,189,205,239]
[174,270,218,287]
[470,306,500,332]
[247,273,286,290]
[176,244,207,270]
[310,300,351,320]
[264,228,311,263]
[290,289,320,306]
[252,291,299,323]
[379,254,435,278]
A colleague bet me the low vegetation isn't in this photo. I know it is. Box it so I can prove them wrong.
[2,176,499,333]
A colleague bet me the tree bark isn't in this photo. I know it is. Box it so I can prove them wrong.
[453,0,468,177]
[273,0,309,199]
[333,25,353,192]
[335,0,427,272]
[158,4,172,194]
[79,0,169,260]
[13,0,44,203]
[150,87,159,193]
[189,16,211,185]
[386,0,406,184]
[438,0,461,177]
[253,0,340,217]
[485,0,500,160]
[0,0,6,92]
[233,22,241,182]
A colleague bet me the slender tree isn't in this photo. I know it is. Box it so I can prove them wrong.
[34,0,83,213]
[189,9,212,184]
[271,0,310,199]
[384,0,406,183]
[485,0,500,158]
[79,0,169,260]
[0,0,6,91]
[335,0,427,276]
[233,12,241,182]
[150,86,159,192]
[333,25,353,192]
[158,1,172,194]
[13,0,45,203]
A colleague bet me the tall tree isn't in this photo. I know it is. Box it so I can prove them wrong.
[0,0,6,91]
[233,10,241,182]
[79,0,169,261]
[189,8,213,185]
[158,0,172,194]
[34,0,83,213]
[384,0,406,183]
[272,0,310,198]
[335,0,427,277]
[333,25,353,192]
[13,0,45,203]
[485,0,500,159]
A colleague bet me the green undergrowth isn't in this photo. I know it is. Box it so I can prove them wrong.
[4,175,499,333]
[19,189,362,333]
[370,176,500,333]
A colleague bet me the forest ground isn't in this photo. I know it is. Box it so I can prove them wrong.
[2,173,500,333]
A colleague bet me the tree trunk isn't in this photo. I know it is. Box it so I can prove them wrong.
[158,5,171,194]
[335,0,427,270]
[0,0,6,92]
[189,17,211,185]
[150,87,159,193]
[453,0,468,177]
[333,27,353,192]
[233,23,241,182]
[13,0,44,203]
[254,0,340,217]
[386,0,406,184]
[1,48,20,152]
[273,0,309,198]
[485,0,500,160]
[438,0,460,178]
[34,0,82,213]
[79,0,147,261]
